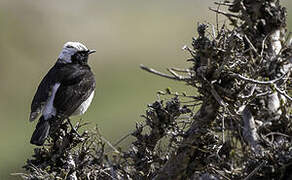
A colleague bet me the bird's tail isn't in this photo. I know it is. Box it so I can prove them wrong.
[30,116,50,146]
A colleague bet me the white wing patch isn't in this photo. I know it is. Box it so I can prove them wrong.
[42,83,60,120]
[72,91,94,116]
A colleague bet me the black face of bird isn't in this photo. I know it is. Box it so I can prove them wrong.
[73,51,88,64]
[72,50,96,65]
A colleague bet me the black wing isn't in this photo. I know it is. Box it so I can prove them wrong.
[30,66,59,121]
[53,64,95,118]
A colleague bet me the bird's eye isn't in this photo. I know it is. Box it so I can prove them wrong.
[66,45,74,48]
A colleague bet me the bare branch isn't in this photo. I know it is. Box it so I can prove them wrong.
[167,68,190,80]
[230,73,287,85]
[202,76,228,107]
[140,64,191,81]
[244,35,260,56]
[265,132,290,138]
[274,85,292,101]
[100,136,120,154]
[214,2,234,6]
[182,45,196,56]
[260,35,269,57]
[169,67,190,73]
[239,84,257,99]
[209,7,240,19]
[211,168,231,180]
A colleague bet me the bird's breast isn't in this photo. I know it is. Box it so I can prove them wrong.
[72,91,94,116]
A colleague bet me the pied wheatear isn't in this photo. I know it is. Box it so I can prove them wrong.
[29,42,96,146]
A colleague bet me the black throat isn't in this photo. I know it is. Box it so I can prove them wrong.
[71,51,89,65]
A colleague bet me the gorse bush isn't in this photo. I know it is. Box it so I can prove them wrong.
[18,0,291,179]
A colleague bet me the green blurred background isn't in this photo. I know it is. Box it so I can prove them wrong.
[0,0,291,179]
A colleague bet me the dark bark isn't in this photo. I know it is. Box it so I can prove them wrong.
[154,98,219,180]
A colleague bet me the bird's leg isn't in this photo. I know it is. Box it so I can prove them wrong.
[66,118,82,137]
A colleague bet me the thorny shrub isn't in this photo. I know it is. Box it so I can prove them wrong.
[18,0,291,179]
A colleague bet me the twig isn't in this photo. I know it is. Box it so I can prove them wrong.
[209,7,240,19]
[211,168,231,180]
[169,67,190,73]
[215,3,221,35]
[167,68,190,80]
[265,132,290,138]
[222,106,226,143]
[211,23,216,39]
[244,35,260,56]
[183,103,202,107]
[214,2,234,6]
[100,136,120,154]
[256,91,273,97]
[113,122,148,147]
[202,76,228,107]
[113,133,132,147]
[239,84,257,99]
[260,35,269,57]
[243,161,266,180]
[274,85,292,101]
[100,168,116,179]
[231,73,287,85]
[182,45,196,56]
[210,88,227,107]
[140,64,191,81]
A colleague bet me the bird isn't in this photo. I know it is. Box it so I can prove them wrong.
[29,42,96,146]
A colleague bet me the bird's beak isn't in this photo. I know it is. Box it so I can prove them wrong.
[88,50,96,55]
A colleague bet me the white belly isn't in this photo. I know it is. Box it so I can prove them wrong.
[72,91,94,116]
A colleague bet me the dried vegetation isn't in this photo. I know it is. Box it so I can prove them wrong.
[18,0,291,179]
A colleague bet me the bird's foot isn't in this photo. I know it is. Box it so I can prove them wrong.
[67,118,82,138]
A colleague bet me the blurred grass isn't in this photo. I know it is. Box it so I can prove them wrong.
[0,0,291,179]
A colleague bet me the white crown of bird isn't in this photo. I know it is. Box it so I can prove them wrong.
[58,42,89,63]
